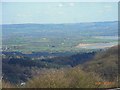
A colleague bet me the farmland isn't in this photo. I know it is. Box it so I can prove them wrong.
[2,21,118,53]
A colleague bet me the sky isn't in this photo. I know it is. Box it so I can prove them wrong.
[1,2,118,24]
[1,0,120,2]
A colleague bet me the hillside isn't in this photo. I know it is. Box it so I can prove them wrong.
[81,45,119,81]
[2,45,119,88]
[3,67,116,88]
[2,51,95,84]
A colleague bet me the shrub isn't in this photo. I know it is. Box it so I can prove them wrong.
[2,80,16,88]
[25,67,111,88]
[25,69,69,88]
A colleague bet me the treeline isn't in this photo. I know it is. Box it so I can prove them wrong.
[2,45,119,88]
[81,45,119,81]
[2,67,117,88]
[2,51,95,84]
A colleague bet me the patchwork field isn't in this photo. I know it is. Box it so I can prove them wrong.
[2,21,118,53]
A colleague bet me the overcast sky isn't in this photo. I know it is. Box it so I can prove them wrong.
[1,2,118,24]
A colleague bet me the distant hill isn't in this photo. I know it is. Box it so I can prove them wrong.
[81,45,119,81]
[2,21,118,37]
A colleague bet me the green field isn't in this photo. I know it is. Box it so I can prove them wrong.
[2,35,118,53]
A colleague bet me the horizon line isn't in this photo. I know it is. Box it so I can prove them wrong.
[1,20,118,25]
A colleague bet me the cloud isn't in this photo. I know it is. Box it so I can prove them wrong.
[17,13,32,18]
[98,5,113,14]
[104,5,112,8]
[17,14,24,17]
[58,3,63,7]
[104,5,112,9]
[104,5,113,12]
[57,11,63,14]
[69,3,75,7]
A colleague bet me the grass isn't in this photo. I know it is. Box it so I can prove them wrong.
[3,35,118,53]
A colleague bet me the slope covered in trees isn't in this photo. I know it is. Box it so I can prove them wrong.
[81,45,119,81]
[2,45,119,88]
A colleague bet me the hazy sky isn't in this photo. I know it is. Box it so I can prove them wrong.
[2,2,118,24]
